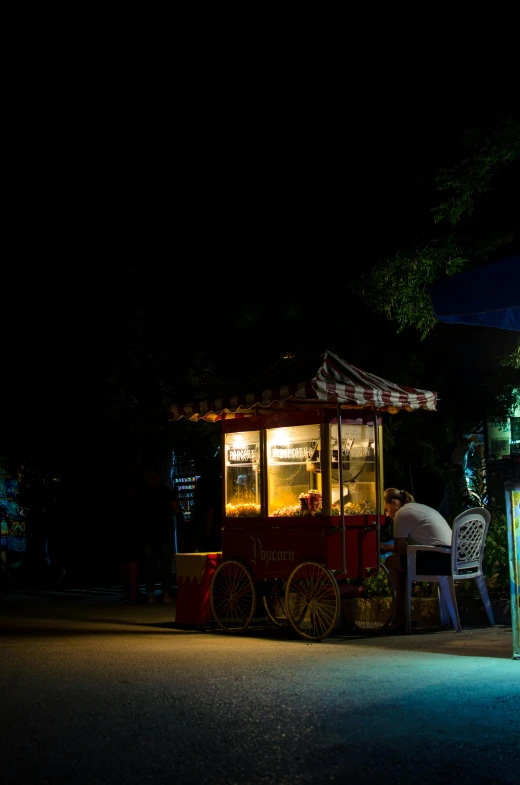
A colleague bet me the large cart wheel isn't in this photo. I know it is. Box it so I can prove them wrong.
[210,559,256,633]
[285,561,340,641]
[341,562,396,632]
[262,579,290,627]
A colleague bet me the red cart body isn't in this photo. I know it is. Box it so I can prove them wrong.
[222,515,382,580]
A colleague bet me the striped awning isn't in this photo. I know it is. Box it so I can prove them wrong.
[168,350,438,422]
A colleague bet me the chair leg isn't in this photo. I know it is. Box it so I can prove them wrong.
[438,576,461,632]
[405,569,414,634]
[437,584,451,626]
[475,573,495,625]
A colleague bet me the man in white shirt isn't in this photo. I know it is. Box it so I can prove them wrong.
[382,488,452,631]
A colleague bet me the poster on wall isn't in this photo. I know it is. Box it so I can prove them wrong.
[7,500,20,520]
[5,478,18,497]
[7,536,25,554]
[1,468,24,574]
[10,520,25,536]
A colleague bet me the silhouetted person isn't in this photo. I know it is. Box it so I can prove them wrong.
[112,461,143,601]
[46,476,69,590]
[19,466,54,588]
[139,469,179,604]
[190,455,222,553]
[1,504,11,594]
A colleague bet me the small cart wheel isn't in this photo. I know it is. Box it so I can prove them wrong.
[262,580,290,627]
[341,562,396,632]
[285,561,340,641]
[210,559,256,633]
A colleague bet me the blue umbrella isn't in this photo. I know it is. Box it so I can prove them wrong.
[429,255,520,331]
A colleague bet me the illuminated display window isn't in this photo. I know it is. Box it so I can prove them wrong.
[265,422,377,517]
[225,431,261,516]
[330,423,376,515]
[266,423,321,517]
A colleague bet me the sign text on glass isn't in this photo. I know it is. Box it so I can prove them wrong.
[228,446,259,464]
[270,445,313,462]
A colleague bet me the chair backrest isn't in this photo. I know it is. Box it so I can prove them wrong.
[451,507,491,578]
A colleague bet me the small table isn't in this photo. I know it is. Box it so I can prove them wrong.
[175,552,222,625]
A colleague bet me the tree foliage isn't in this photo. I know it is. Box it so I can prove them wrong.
[356,240,467,339]
[433,118,520,227]
[355,117,520,338]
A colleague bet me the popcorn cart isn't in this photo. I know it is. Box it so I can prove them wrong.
[170,350,438,641]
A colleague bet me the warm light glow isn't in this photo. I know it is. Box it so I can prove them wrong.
[273,430,290,447]
[232,434,247,449]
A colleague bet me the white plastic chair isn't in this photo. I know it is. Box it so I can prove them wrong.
[405,507,494,634]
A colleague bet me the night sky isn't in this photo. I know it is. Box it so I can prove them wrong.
[2,92,518,471]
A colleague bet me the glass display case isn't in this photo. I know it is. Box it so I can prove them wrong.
[267,423,320,516]
[225,430,261,516]
[220,411,383,581]
[329,422,376,516]
[266,420,376,517]
[222,413,381,521]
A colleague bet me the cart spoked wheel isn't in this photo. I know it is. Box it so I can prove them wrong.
[285,561,340,641]
[262,579,290,627]
[210,559,256,633]
[341,562,396,632]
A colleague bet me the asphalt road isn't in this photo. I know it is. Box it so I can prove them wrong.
[1,590,518,785]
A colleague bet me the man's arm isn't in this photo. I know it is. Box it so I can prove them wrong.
[384,536,408,576]
[393,537,407,556]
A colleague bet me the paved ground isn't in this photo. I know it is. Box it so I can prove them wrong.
[1,585,516,658]
[1,588,518,785]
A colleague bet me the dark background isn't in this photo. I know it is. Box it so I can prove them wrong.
[2,83,518,481]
